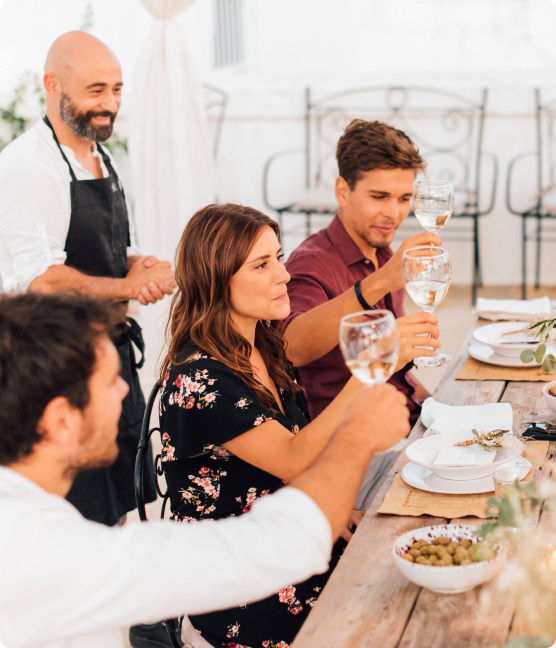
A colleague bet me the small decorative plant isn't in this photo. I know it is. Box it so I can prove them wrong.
[479,464,556,647]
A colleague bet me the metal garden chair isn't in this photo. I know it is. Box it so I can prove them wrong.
[263,86,498,303]
[507,88,556,298]
[134,382,182,648]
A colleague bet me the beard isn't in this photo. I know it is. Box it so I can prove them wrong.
[59,92,116,142]
[356,223,398,250]
[64,416,120,481]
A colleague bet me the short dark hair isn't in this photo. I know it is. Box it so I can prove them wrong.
[0,293,123,465]
[336,119,426,189]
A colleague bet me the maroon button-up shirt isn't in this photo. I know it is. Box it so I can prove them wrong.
[284,215,420,422]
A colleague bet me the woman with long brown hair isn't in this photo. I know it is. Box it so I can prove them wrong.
[159,203,391,647]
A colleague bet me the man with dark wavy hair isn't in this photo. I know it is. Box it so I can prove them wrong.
[284,120,442,506]
[0,293,409,648]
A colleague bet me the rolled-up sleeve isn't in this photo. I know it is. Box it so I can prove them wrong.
[0,487,332,646]
[0,159,69,293]
[283,250,335,329]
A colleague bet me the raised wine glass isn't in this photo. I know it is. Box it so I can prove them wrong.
[339,310,409,454]
[413,179,455,233]
[402,246,452,367]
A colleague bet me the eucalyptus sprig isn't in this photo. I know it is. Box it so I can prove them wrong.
[520,317,556,373]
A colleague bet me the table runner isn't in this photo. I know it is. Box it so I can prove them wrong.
[377,441,548,518]
[455,355,555,382]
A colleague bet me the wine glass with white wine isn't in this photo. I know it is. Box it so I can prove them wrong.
[413,179,454,233]
[339,310,408,454]
[402,246,452,367]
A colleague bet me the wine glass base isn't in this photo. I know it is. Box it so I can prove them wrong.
[414,353,452,368]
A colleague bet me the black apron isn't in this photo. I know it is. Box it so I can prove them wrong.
[44,117,156,525]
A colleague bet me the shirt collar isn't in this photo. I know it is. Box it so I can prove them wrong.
[325,214,392,268]
[36,117,107,176]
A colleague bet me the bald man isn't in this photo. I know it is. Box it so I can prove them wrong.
[0,31,172,526]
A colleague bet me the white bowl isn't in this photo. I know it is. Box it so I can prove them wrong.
[473,322,540,358]
[542,380,556,413]
[392,524,507,594]
[404,431,524,481]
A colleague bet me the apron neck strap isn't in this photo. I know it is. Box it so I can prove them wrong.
[43,116,78,182]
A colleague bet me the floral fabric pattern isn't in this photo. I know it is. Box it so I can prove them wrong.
[159,341,337,648]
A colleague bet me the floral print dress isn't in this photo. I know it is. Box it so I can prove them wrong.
[159,342,341,648]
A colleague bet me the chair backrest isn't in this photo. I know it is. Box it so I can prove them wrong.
[202,83,229,161]
[134,382,183,648]
[304,86,488,214]
[534,88,556,210]
[134,381,172,522]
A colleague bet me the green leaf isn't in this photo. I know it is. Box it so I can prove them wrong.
[497,491,522,527]
[478,521,497,538]
[542,354,556,373]
[534,343,547,364]
[521,349,535,363]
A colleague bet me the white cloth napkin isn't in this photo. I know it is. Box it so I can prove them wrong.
[421,397,514,436]
[475,296,552,322]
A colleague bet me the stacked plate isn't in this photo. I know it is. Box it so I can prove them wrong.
[469,322,547,368]
[401,431,529,494]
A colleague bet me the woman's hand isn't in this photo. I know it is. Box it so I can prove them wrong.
[340,509,364,542]
[395,312,441,371]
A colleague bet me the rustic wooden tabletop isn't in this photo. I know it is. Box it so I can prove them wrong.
[293,330,556,648]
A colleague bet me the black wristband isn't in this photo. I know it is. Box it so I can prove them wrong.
[354,280,377,311]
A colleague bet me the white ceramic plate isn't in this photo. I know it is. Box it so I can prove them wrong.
[473,322,540,358]
[401,456,533,494]
[404,430,523,480]
[392,524,507,593]
[469,342,542,368]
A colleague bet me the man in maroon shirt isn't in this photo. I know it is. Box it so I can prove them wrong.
[284,120,443,426]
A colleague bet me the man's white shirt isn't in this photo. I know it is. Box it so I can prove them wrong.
[0,119,140,293]
[0,467,332,648]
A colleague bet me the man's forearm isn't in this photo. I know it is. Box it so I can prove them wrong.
[290,423,375,541]
[284,270,390,367]
[29,265,132,302]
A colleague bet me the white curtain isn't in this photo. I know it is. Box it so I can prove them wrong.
[130,0,216,261]
[129,0,216,389]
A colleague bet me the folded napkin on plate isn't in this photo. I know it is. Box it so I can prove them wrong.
[421,397,514,436]
[475,296,552,322]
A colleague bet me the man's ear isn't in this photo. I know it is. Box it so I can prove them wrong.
[43,72,61,97]
[335,176,351,207]
[39,397,79,447]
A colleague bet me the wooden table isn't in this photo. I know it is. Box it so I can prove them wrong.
[293,331,556,648]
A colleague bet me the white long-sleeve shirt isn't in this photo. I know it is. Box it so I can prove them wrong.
[0,119,140,293]
[0,468,332,648]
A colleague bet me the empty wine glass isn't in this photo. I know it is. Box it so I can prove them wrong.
[339,310,408,454]
[402,246,452,367]
[413,179,455,233]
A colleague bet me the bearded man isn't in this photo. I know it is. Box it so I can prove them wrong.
[0,31,174,526]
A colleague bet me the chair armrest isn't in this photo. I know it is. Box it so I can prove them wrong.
[506,151,539,216]
[477,151,499,217]
[262,148,307,213]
